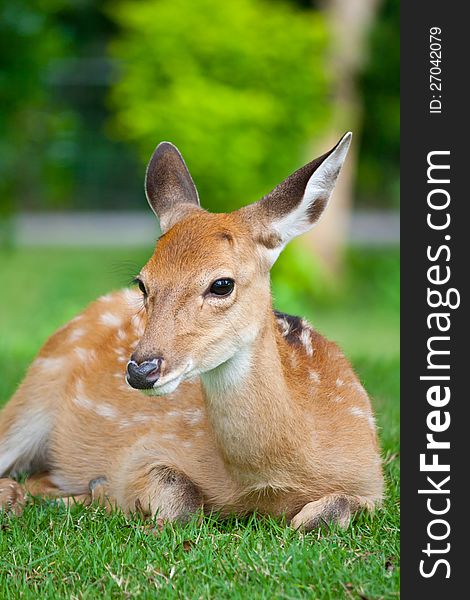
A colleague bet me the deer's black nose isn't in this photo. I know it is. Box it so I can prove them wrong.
[126,358,162,390]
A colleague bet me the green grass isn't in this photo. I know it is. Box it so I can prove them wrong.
[0,246,399,599]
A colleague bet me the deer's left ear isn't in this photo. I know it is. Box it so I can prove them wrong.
[241,132,352,266]
[145,142,201,234]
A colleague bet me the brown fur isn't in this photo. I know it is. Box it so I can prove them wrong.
[0,134,384,529]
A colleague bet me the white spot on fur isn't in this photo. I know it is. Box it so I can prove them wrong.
[100,294,113,303]
[73,381,93,408]
[336,378,344,387]
[74,347,89,361]
[183,409,203,425]
[161,433,177,441]
[309,370,320,383]
[350,406,376,429]
[95,404,118,419]
[118,415,153,429]
[277,318,290,337]
[331,394,345,403]
[349,380,369,399]
[74,396,118,419]
[73,393,94,411]
[68,328,85,343]
[73,380,118,419]
[34,356,66,371]
[116,329,126,341]
[166,410,181,418]
[132,415,154,424]
[289,353,298,369]
[100,312,122,328]
[350,406,367,417]
[182,441,192,449]
[299,325,313,357]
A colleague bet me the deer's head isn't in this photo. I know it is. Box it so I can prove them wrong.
[126,134,351,395]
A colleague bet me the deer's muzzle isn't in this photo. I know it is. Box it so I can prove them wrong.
[126,358,162,390]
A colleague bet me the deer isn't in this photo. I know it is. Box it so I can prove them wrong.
[0,132,384,530]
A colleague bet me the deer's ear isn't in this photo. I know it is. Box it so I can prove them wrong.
[145,142,201,234]
[241,132,352,266]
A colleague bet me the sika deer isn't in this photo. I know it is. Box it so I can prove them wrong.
[0,133,384,529]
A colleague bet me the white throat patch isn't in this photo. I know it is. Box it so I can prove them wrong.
[201,345,253,398]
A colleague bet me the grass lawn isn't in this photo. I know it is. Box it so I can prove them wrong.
[0,246,399,599]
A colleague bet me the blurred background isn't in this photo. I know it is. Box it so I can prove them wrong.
[0,0,399,244]
[0,0,399,448]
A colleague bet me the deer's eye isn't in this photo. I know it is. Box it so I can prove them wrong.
[209,278,234,297]
[133,278,147,296]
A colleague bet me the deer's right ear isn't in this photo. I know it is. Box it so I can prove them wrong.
[145,142,201,234]
[240,132,352,267]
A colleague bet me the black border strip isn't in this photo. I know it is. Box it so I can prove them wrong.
[401,3,467,597]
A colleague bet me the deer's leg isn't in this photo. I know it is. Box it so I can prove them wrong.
[290,494,372,531]
[24,472,64,496]
[137,465,203,522]
[25,473,110,509]
[1,473,59,516]
[1,473,93,516]
[101,462,203,523]
[25,472,91,507]
[0,478,25,515]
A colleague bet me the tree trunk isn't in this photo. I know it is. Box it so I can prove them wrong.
[303,0,382,273]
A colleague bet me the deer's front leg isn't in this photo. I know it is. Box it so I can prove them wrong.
[93,464,203,523]
[290,494,364,531]
[0,478,25,515]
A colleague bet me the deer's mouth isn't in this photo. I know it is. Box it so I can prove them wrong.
[140,361,193,397]
[126,358,162,390]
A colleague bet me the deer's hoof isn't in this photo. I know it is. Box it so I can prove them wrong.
[0,478,25,516]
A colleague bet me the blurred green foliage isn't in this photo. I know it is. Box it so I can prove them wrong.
[0,0,74,215]
[0,0,399,214]
[356,0,400,207]
[107,0,330,212]
[0,0,141,219]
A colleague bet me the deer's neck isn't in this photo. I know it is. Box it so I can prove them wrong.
[200,312,299,479]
